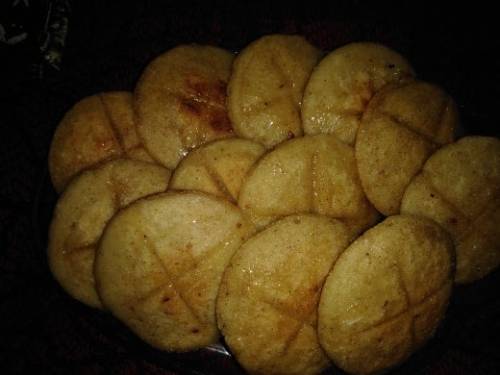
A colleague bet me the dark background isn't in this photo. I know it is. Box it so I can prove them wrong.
[1,1,499,374]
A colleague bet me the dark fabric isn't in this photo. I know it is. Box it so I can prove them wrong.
[1,2,499,374]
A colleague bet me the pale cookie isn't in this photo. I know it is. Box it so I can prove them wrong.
[95,191,253,352]
[227,34,321,148]
[48,159,171,308]
[318,215,454,375]
[217,214,350,375]
[169,138,265,202]
[238,134,379,239]
[302,42,415,145]
[355,81,459,215]
[49,91,153,192]
[401,136,500,283]
[134,45,235,169]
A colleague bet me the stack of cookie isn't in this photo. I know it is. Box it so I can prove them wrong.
[47,35,500,375]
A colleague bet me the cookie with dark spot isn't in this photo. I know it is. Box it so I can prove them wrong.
[134,45,235,169]
[95,191,253,351]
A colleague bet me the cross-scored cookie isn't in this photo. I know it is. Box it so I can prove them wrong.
[134,45,235,169]
[94,191,253,352]
[302,42,415,145]
[355,81,459,215]
[227,34,321,148]
[217,214,350,375]
[318,215,454,375]
[169,138,265,202]
[48,159,171,308]
[49,91,154,192]
[401,136,500,283]
[238,134,379,239]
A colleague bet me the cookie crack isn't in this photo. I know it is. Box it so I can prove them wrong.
[379,109,439,147]
[350,279,450,339]
[394,262,415,347]
[202,162,237,203]
[180,87,226,112]
[310,150,319,214]
[66,244,95,254]
[420,170,470,221]
[99,94,126,152]
[259,298,315,329]
[143,238,203,325]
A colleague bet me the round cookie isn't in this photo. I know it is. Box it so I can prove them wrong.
[302,42,415,145]
[48,159,171,308]
[49,91,153,193]
[238,134,379,239]
[401,136,500,284]
[355,81,459,215]
[134,45,235,169]
[217,214,350,375]
[318,215,454,375]
[169,138,265,202]
[227,34,321,148]
[95,191,253,352]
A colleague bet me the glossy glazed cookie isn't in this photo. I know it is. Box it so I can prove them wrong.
[228,34,321,148]
[302,42,415,145]
[238,134,379,239]
[217,214,350,374]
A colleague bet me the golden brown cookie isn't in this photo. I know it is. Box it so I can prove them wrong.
[318,215,454,375]
[95,191,253,352]
[355,81,459,215]
[227,34,321,148]
[217,214,350,374]
[134,45,235,169]
[302,42,415,145]
[48,91,153,192]
[48,159,171,308]
[238,134,379,239]
[169,138,265,202]
[401,136,500,283]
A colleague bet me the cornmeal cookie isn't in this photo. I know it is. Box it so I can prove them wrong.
[48,159,171,308]
[238,134,379,238]
[228,34,321,148]
[49,91,153,192]
[135,45,235,169]
[318,215,454,375]
[217,214,350,375]
[356,81,459,215]
[95,191,253,352]
[169,138,265,202]
[401,136,500,283]
[302,42,415,145]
